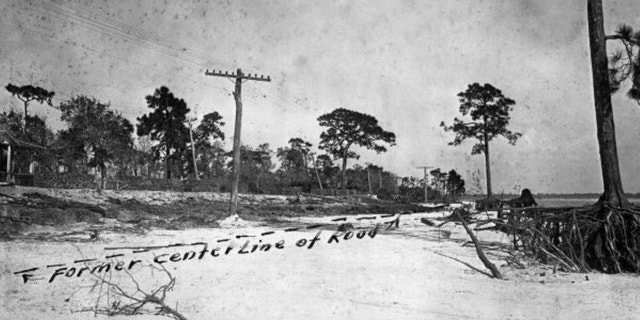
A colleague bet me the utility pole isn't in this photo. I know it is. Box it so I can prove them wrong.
[187,117,199,180]
[416,166,433,203]
[205,68,271,216]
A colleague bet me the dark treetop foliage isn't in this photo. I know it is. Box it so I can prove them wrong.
[227,143,274,193]
[276,137,313,187]
[446,169,466,199]
[428,168,465,202]
[57,95,134,172]
[277,138,312,173]
[136,86,190,179]
[5,83,55,107]
[5,83,55,133]
[318,108,396,190]
[188,111,225,178]
[195,111,225,144]
[315,154,334,169]
[608,24,640,103]
[227,143,273,172]
[0,111,24,135]
[314,154,339,184]
[318,108,396,160]
[440,83,521,155]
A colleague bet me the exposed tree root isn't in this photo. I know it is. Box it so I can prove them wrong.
[497,203,640,273]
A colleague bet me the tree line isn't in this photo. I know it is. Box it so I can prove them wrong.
[1,84,409,195]
[1,81,471,203]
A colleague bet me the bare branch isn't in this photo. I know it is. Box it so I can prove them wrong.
[70,260,188,320]
[606,34,640,45]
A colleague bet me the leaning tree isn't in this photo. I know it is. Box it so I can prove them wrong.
[440,83,521,199]
[191,111,225,177]
[317,108,396,191]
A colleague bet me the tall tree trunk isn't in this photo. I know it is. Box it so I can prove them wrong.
[483,131,492,198]
[302,152,310,186]
[100,163,106,190]
[341,150,348,192]
[587,0,629,207]
[22,100,28,134]
[314,161,323,190]
[188,122,199,180]
[367,165,372,194]
[165,145,170,180]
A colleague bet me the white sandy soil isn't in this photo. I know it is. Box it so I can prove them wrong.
[1,190,639,319]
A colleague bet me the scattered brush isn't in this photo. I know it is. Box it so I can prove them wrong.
[71,260,187,320]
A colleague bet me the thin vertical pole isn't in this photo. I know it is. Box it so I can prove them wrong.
[423,167,428,203]
[6,145,11,183]
[367,165,372,194]
[230,69,243,216]
[188,120,199,180]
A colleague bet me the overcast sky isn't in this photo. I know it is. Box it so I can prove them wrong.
[1,0,639,194]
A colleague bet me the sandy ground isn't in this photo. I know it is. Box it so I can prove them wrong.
[2,207,640,320]
[0,186,284,206]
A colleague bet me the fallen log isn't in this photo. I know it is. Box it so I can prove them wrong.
[454,209,503,279]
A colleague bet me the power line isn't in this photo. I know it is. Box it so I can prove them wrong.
[46,0,291,109]
[14,22,216,90]
[17,0,234,71]
[10,0,295,121]
[3,24,236,119]
[63,1,236,70]
[14,0,289,110]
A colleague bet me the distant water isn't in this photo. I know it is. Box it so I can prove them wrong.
[537,198,640,207]
[460,196,640,207]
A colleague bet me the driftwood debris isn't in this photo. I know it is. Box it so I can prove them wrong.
[454,209,503,279]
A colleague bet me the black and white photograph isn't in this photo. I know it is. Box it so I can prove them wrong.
[1,0,639,319]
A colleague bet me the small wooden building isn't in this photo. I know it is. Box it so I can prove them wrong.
[0,129,45,185]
